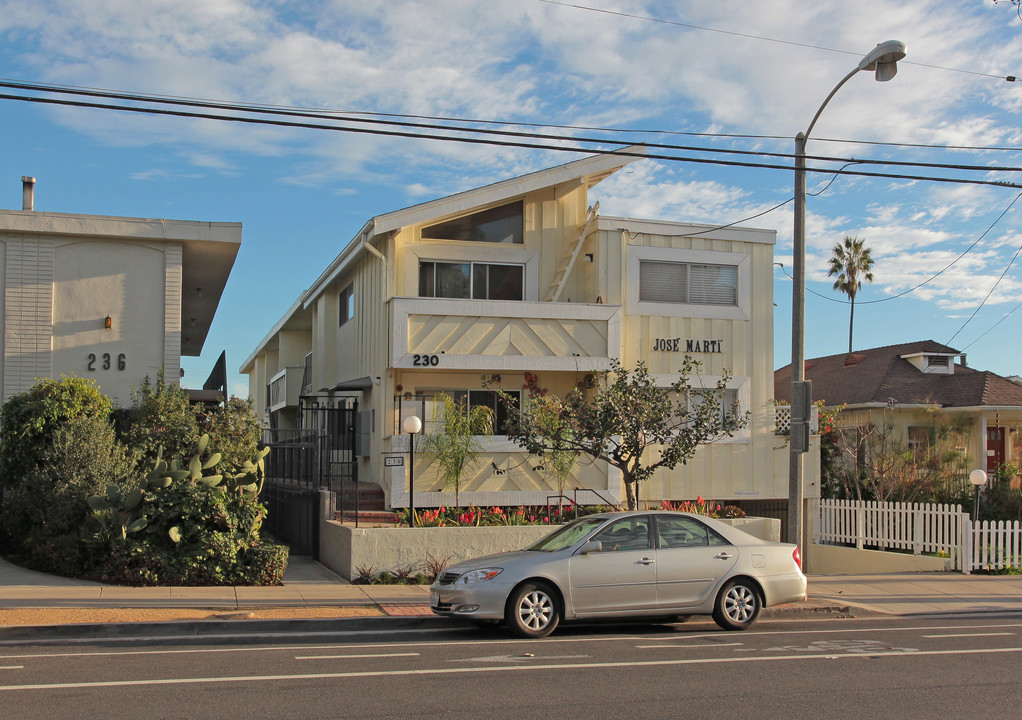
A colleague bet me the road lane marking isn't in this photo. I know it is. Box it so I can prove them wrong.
[0,667,22,670]
[5,621,1022,661]
[2,646,1022,691]
[0,634,712,660]
[295,652,419,660]
[921,633,1016,638]
[455,654,590,663]
[634,643,743,649]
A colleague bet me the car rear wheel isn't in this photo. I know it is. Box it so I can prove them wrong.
[712,579,761,631]
[506,582,559,638]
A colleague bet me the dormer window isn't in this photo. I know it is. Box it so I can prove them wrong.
[901,351,956,374]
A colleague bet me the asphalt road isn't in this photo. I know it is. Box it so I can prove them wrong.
[2,616,1022,719]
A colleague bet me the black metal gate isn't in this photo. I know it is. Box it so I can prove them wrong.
[261,399,358,557]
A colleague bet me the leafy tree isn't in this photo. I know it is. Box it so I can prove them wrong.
[503,359,749,510]
[829,414,969,503]
[827,235,874,353]
[420,392,494,508]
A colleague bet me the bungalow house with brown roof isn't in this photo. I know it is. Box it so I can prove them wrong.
[774,340,1022,480]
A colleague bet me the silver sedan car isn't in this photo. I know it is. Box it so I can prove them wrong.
[429,510,806,637]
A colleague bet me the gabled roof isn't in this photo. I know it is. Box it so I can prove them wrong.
[774,340,1022,409]
[300,146,645,308]
[240,147,645,373]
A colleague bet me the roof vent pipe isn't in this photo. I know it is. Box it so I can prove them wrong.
[22,176,35,211]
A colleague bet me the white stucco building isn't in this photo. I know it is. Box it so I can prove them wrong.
[0,177,241,405]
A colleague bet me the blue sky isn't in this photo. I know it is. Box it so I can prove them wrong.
[3,0,1022,397]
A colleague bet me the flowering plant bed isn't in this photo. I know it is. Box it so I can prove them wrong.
[392,499,746,528]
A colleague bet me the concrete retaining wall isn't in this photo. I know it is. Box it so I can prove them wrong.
[317,492,782,580]
[806,542,954,574]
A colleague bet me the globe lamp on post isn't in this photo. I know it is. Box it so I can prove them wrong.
[969,469,987,524]
[403,415,422,527]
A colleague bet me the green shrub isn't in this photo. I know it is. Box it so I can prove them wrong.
[115,375,201,468]
[202,396,262,475]
[0,376,113,488]
[1,414,137,572]
[86,434,278,586]
[238,543,289,585]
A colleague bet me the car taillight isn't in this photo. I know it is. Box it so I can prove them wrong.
[792,546,802,570]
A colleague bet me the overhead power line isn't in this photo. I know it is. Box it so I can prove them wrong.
[6,77,1022,156]
[5,80,1022,174]
[3,82,1022,189]
[536,0,1019,82]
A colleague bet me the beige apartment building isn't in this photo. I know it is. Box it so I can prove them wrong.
[242,150,813,512]
[0,178,241,406]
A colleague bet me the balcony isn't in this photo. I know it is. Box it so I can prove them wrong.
[267,365,306,412]
[390,297,621,372]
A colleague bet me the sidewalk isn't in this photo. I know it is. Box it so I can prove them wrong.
[3,554,1022,631]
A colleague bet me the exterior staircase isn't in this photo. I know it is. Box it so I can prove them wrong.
[335,481,399,525]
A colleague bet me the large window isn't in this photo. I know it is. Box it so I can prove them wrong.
[419,261,524,300]
[422,201,523,244]
[424,389,521,434]
[639,260,737,306]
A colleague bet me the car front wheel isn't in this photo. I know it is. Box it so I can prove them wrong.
[712,579,761,631]
[506,582,560,638]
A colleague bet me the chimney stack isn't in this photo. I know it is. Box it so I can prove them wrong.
[21,176,35,211]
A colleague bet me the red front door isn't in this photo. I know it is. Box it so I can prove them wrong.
[987,427,1006,476]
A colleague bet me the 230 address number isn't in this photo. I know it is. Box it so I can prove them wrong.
[412,354,440,366]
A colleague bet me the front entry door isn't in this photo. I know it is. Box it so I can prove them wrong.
[987,427,1006,476]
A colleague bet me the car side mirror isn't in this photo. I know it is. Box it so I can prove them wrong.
[578,540,602,555]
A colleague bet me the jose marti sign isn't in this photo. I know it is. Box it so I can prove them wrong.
[652,338,724,353]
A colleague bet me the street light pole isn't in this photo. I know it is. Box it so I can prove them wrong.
[789,41,906,556]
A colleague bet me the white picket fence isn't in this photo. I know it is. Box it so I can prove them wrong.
[966,520,1022,572]
[814,499,1022,574]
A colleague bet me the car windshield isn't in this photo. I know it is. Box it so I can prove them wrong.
[526,517,608,552]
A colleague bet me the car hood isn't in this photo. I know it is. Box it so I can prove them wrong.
[445,549,550,574]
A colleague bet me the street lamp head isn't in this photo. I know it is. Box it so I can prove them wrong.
[857,40,907,82]
[403,415,422,435]
[970,468,988,487]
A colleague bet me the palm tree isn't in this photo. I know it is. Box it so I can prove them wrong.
[827,236,875,353]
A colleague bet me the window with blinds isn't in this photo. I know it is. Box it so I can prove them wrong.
[639,260,737,306]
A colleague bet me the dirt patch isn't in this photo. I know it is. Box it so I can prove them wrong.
[0,606,384,626]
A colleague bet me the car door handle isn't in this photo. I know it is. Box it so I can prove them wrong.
[714,553,734,560]
[637,557,655,565]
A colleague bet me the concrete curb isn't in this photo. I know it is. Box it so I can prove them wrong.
[0,599,873,644]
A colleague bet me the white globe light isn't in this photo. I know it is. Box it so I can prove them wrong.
[403,415,422,434]
[969,469,987,487]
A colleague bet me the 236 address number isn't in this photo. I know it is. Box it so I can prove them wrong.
[87,353,127,371]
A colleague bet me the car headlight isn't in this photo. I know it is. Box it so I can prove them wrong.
[456,568,502,584]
